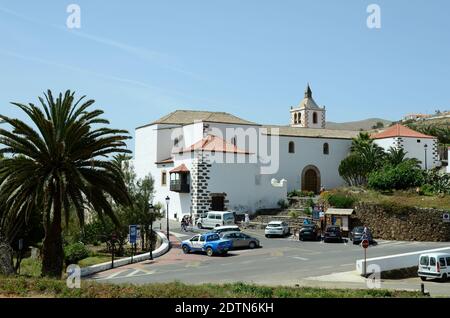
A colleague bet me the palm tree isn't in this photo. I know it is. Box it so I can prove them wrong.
[0,90,131,278]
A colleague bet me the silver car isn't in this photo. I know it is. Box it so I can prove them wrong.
[265,221,290,237]
[220,231,260,249]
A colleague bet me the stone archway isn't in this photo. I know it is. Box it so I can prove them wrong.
[301,165,321,194]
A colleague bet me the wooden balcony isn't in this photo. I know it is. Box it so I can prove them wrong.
[170,180,190,193]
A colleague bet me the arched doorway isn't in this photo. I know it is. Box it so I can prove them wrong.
[301,165,321,194]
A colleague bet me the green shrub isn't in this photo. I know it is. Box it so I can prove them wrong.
[64,242,89,265]
[277,199,288,209]
[419,184,435,196]
[288,210,300,219]
[423,169,450,194]
[327,193,356,208]
[368,161,424,191]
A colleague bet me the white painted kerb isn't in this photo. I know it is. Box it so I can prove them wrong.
[80,230,169,277]
[356,246,450,275]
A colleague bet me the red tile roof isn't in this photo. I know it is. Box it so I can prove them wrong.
[176,135,251,154]
[155,157,174,164]
[371,124,435,139]
[170,164,190,173]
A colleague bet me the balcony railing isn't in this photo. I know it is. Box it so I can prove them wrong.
[170,180,190,193]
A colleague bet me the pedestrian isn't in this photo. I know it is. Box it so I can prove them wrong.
[181,217,186,232]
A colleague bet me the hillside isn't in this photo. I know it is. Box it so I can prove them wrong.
[326,118,392,131]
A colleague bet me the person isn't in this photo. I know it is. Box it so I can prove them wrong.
[180,217,186,232]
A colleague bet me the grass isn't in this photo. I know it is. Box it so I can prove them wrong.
[357,189,450,210]
[78,256,112,268]
[16,258,41,278]
[0,276,426,298]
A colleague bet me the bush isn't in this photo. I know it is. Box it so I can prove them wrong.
[326,193,356,208]
[368,161,424,191]
[423,169,450,194]
[64,242,89,265]
[288,210,300,219]
[277,199,288,209]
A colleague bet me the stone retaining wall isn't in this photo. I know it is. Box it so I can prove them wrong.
[352,202,450,241]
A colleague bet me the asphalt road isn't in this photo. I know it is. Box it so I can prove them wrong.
[89,220,450,296]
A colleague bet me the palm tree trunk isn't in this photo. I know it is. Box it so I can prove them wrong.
[41,186,64,278]
[0,236,14,275]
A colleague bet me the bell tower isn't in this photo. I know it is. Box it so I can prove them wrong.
[290,84,326,129]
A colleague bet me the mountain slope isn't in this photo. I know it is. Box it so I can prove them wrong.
[326,118,392,131]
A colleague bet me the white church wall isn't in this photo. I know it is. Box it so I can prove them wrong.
[401,137,438,169]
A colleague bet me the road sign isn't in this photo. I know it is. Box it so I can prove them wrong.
[362,239,369,249]
[129,225,138,244]
[443,213,450,223]
[319,211,325,218]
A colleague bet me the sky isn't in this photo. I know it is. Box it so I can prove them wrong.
[0,0,449,151]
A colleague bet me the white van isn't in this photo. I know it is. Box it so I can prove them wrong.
[418,252,450,281]
[197,211,235,229]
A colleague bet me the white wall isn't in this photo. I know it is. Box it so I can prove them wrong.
[266,136,352,192]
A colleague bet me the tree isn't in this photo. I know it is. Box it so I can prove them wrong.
[371,121,385,129]
[339,133,386,186]
[385,147,421,167]
[0,90,131,278]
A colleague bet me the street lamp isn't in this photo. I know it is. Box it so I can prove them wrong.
[149,203,154,261]
[165,196,170,245]
[424,144,428,170]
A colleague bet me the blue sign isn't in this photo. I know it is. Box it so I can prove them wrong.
[129,225,137,244]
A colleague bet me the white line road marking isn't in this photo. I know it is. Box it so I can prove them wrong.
[291,256,309,261]
[104,270,126,279]
[126,269,141,277]
[340,263,354,267]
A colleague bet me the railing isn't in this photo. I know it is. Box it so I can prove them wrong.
[170,180,190,193]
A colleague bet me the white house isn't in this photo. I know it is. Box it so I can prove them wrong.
[134,85,439,220]
[372,124,439,169]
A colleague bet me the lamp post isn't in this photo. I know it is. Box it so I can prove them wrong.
[165,196,170,245]
[149,203,154,261]
[424,144,428,170]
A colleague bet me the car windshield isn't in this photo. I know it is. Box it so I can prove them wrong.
[223,213,234,221]
[267,224,281,227]
[327,227,339,232]
[420,256,429,266]
[353,227,364,233]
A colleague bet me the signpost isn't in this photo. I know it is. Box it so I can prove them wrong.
[111,232,117,268]
[129,225,137,263]
[362,239,369,276]
[443,213,450,223]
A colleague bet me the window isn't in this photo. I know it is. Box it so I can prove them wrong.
[190,235,199,242]
[420,256,429,266]
[297,113,301,124]
[288,141,295,153]
[199,236,205,242]
[174,138,179,147]
[446,257,450,266]
[439,258,446,267]
[430,257,436,266]
[313,112,318,124]
[161,171,167,186]
[231,136,237,146]
[417,139,421,143]
[323,143,329,155]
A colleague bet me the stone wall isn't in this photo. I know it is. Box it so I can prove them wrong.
[351,202,450,241]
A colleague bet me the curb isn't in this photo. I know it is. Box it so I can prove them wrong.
[80,230,170,277]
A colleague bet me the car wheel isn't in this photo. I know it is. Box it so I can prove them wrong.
[265,234,269,238]
[299,235,303,241]
[441,274,448,282]
[420,276,427,281]
[221,251,228,256]
[197,223,202,229]
[182,245,190,254]
[215,224,221,228]
[206,247,214,257]
[249,242,256,249]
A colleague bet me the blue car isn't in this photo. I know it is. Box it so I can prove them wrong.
[181,233,233,256]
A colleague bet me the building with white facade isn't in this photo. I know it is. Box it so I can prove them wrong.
[134,85,439,220]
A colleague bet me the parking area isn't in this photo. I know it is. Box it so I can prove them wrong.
[89,223,450,296]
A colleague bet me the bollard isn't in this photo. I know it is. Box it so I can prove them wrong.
[420,283,425,295]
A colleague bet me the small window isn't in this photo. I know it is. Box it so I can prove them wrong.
[439,258,446,267]
[417,139,421,143]
[231,137,237,145]
[420,256,429,266]
[199,236,205,242]
[174,138,179,147]
[208,214,216,219]
[288,141,295,153]
[446,257,450,266]
[215,214,222,220]
[161,171,167,186]
[323,143,329,155]
[430,257,436,266]
[313,112,318,124]
[190,235,199,242]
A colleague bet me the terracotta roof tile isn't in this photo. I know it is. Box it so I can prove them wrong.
[169,164,190,173]
[177,135,251,154]
[371,124,435,139]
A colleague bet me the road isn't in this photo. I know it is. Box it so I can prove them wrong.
[89,219,450,296]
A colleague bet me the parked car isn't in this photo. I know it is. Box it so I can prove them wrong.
[181,233,233,256]
[418,252,450,281]
[349,226,374,245]
[299,224,321,241]
[213,225,241,235]
[220,231,260,249]
[265,221,290,238]
[323,226,343,243]
[197,211,235,229]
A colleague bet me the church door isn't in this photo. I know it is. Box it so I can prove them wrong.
[302,167,320,194]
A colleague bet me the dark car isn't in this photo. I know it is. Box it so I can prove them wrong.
[349,226,373,245]
[323,226,343,243]
[299,224,321,241]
